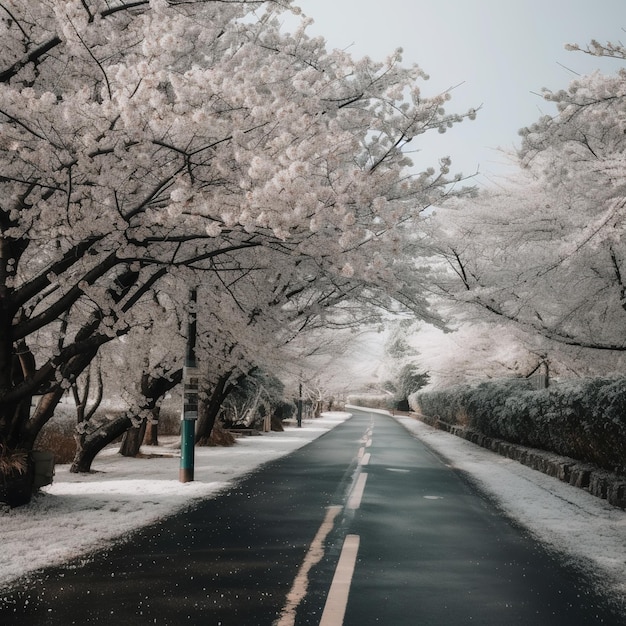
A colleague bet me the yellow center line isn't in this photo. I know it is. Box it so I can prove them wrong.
[347,472,368,510]
[319,535,361,626]
[274,505,342,626]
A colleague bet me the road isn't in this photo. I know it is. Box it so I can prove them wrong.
[0,410,622,625]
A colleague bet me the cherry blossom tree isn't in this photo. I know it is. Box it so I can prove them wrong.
[423,42,626,380]
[70,244,400,471]
[1,0,474,492]
[70,278,186,471]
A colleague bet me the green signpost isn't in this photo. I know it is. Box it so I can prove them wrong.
[180,289,198,483]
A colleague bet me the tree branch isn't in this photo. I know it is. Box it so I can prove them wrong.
[0,35,62,84]
[12,252,119,340]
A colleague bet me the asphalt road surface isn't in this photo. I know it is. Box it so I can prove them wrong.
[0,410,623,625]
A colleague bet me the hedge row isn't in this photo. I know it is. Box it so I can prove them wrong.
[413,378,626,475]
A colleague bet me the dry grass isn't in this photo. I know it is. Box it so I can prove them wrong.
[34,423,76,464]
[31,406,236,462]
[0,445,29,476]
[156,408,182,436]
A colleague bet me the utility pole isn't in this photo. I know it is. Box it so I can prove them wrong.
[297,380,303,428]
[180,288,198,483]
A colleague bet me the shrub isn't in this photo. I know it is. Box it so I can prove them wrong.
[156,407,182,436]
[416,377,626,474]
[34,417,76,464]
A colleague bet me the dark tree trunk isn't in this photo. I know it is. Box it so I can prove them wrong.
[73,369,182,472]
[195,368,257,443]
[21,388,64,450]
[195,372,231,444]
[3,264,166,469]
[119,418,148,457]
[0,236,22,443]
[22,348,98,451]
[1,337,34,451]
[71,413,132,473]
[270,414,285,432]
[118,370,182,458]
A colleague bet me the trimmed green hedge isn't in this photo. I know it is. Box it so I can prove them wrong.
[414,378,626,474]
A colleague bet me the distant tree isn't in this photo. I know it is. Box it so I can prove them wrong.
[219,369,285,429]
[380,320,428,407]
[405,321,558,389]
[71,278,186,469]
[70,356,104,432]
[386,364,429,411]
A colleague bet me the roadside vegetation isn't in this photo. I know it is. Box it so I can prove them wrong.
[413,378,626,475]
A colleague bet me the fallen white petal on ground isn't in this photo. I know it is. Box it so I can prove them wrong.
[0,413,350,588]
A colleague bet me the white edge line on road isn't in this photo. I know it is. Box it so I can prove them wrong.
[347,473,368,510]
[274,505,342,626]
[319,534,361,626]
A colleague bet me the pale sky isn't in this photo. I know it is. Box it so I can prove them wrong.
[292,0,626,186]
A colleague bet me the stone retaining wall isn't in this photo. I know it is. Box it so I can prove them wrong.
[412,412,626,509]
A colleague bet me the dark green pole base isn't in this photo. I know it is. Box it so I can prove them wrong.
[180,418,196,483]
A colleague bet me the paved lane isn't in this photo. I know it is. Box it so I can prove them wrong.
[298,409,623,625]
[0,410,622,625]
[0,416,364,625]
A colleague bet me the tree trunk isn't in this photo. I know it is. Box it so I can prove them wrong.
[270,413,285,432]
[21,388,65,451]
[144,406,160,446]
[119,370,182,458]
[4,264,165,467]
[195,372,230,444]
[119,418,148,457]
[1,337,34,451]
[21,345,100,451]
[120,405,163,455]
[0,236,21,440]
[70,413,132,473]
[72,369,182,472]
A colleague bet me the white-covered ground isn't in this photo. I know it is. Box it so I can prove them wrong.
[1,410,625,611]
[0,413,351,588]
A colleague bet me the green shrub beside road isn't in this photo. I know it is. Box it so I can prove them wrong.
[414,378,626,475]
